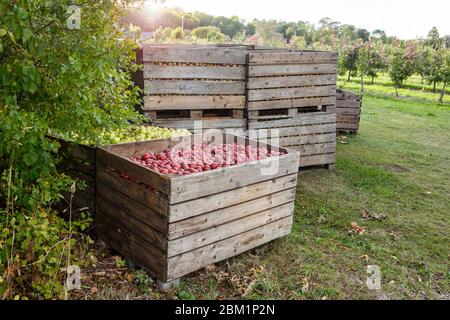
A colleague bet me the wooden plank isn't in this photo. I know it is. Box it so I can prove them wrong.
[56,139,95,163]
[248,114,336,130]
[249,51,338,64]
[336,107,361,116]
[143,95,245,110]
[169,152,299,204]
[337,123,360,130]
[166,216,293,281]
[248,74,337,89]
[249,64,337,77]
[142,46,246,65]
[97,196,167,251]
[168,188,296,239]
[298,153,336,167]
[336,89,361,101]
[96,182,168,234]
[154,118,246,130]
[96,165,169,216]
[96,147,171,195]
[144,64,246,80]
[167,202,294,257]
[144,80,245,95]
[59,158,94,177]
[280,142,336,156]
[336,101,361,108]
[248,96,336,111]
[168,174,297,222]
[248,85,336,101]
[96,212,167,281]
[337,115,360,123]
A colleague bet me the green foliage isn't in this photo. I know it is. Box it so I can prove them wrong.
[192,26,221,39]
[171,27,184,39]
[0,0,141,299]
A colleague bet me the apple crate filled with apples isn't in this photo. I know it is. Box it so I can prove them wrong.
[53,126,190,218]
[95,132,300,289]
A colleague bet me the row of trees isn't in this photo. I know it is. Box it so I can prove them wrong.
[125,6,450,102]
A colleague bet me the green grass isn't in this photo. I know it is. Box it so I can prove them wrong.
[84,94,450,300]
[338,76,450,104]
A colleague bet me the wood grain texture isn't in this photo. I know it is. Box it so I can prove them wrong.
[166,216,293,281]
[144,95,245,110]
[144,64,245,80]
[142,46,246,65]
[248,74,337,89]
[249,51,338,64]
[144,79,245,95]
[248,85,336,101]
[248,96,336,111]
[249,63,337,77]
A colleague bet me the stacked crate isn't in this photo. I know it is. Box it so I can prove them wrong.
[140,45,247,133]
[336,89,362,134]
[247,49,338,169]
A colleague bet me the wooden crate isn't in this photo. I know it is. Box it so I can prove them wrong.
[246,49,338,169]
[336,89,362,134]
[55,139,96,218]
[138,45,247,132]
[95,133,300,285]
[248,112,336,169]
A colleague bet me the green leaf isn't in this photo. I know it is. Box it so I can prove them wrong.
[0,29,7,37]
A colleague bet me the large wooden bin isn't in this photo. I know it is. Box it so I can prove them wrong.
[336,89,362,133]
[246,49,338,169]
[95,133,299,284]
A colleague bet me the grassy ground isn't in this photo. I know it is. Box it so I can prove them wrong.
[74,94,449,300]
[338,76,450,104]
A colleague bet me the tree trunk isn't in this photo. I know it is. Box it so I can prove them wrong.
[421,76,425,91]
[433,81,437,92]
[395,86,399,97]
[439,82,446,103]
[347,69,351,82]
[371,76,375,84]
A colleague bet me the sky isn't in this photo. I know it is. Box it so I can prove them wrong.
[158,0,450,39]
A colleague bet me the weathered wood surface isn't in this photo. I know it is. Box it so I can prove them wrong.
[249,64,337,77]
[248,74,337,89]
[336,89,362,133]
[167,202,293,257]
[144,64,246,80]
[152,118,247,130]
[248,85,336,101]
[142,46,247,65]
[248,96,336,111]
[249,51,338,64]
[166,216,293,281]
[143,95,245,110]
[144,80,245,95]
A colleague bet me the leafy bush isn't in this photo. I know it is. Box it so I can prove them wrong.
[0,0,141,299]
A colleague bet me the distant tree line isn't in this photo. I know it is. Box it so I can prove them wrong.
[122,7,450,102]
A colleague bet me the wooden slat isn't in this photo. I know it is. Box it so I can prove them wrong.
[336,107,361,116]
[298,153,336,167]
[249,51,338,64]
[144,64,245,80]
[167,202,293,257]
[248,74,337,89]
[337,123,360,130]
[248,85,336,101]
[96,148,170,195]
[97,196,167,251]
[257,133,337,147]
[248,96,336,111]
[96,212,167,281]
[336,101,361,108]
[168,188,296,239]
[144,95,245,110]
[96,165,169,216]
[169,152,299,204]
[59,158,94,177]
[280,142,336,156]
[144,80,245,95]
[97,182,168,234]
[336,89,361,101]
[249,64,337,77]
[142,46,246,65]
[337,115,360,123]
[57,139,95,163]
[166,216,293,281]
[153,118,246,130]
[168,174,297,222]
[248,113,336,130]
